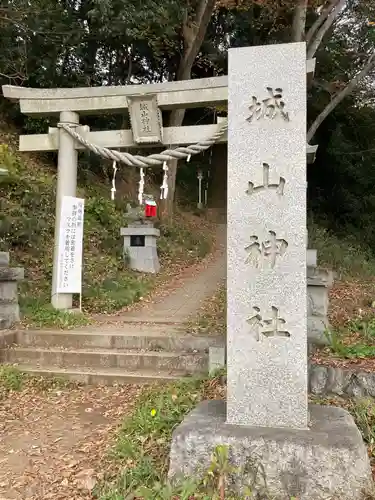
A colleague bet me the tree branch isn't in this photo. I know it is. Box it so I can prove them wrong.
[177,0,216,82]
[306,0,346,59]
[307,52,375,142]
[170,0,216,128]
[292,0,308,42]
[305,0,339,45]
[0,71,27,84]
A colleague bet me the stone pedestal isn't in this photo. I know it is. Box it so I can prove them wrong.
[0,252,24,329]
[120,223,160,273]
[169,401,372,500]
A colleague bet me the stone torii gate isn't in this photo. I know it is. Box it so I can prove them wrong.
[2,59,317,311]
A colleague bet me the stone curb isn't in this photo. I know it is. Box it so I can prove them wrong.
[309,362,375,398]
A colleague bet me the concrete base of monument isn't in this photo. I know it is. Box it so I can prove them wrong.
[168,400,372,500]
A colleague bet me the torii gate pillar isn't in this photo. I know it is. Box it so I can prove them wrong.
[51,111,79,309]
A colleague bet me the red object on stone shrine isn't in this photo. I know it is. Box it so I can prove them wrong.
[145,201,157,218]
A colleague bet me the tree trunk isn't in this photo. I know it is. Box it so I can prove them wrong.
[84,38,98,85]
[162,0,216,220]
[80,0,98,86]
[291,0,307,42]
[306,0,346,59]
[305,0,340,46]
[307,52,375,142]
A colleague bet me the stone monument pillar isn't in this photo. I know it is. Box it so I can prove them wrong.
[169,43,371,499]
[226,42,308,429]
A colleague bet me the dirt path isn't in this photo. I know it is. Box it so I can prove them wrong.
[0,383,141,499]
[93,222,226,326]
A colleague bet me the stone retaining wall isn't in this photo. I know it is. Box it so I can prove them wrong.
[207,351,375,399]
[309,363,375,398]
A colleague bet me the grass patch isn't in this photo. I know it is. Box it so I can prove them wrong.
[25,373,81,391]
[186,283,226,335]
[0,364,78,399]
[97,374,226,499]
[0,364,25,396]
[0,139,213,328]
[158,223,211,261]
[308,221,375,278]
[19,295,91,329]
[324,312,375,359]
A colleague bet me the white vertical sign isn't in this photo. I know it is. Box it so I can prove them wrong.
[56,196,85,294]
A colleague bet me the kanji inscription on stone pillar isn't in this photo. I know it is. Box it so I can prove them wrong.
[247,306,291,341]
[244,231,288,269]
[246,163,285,196]
[246,87,290,122]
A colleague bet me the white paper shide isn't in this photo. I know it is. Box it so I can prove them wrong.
[56,196,84,294]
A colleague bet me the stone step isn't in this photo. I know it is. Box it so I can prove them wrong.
[15,329,223,353]
[0,347,207,373]
[10,364,184,385]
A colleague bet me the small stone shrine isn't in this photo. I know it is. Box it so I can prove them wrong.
[120,200,160,273]
[169,43,371,499]
[0,252,24,329]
